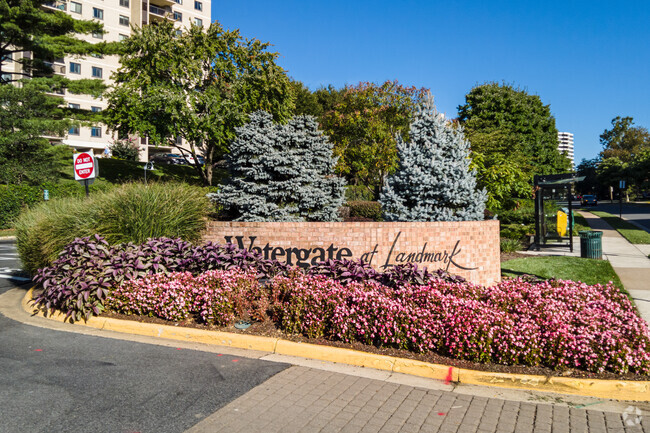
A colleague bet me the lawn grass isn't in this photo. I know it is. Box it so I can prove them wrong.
[0,228,16,237]
[590,211,650,244]
[96,158,229,186]
[573,212,590,233]
[501,256,625,292]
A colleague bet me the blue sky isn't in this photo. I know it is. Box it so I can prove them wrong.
[212,1,650,165]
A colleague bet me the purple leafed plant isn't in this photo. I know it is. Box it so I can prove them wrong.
[306,259,466,288]
[33,235,288,322]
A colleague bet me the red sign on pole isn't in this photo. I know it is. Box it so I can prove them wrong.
[73,152,96,180]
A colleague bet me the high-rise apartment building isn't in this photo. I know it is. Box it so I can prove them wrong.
[41,0,211,160]
[557,131,574,168]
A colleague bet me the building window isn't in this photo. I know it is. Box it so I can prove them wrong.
[173,11,182,21]
[91,106,102,112]
[91,127,102,138]
[54,87,65,95]
[119,34,129,41]
[194,1,202,10]
[68,103,80,109]
[93,8,103,19]
[91,66,103,78]
[119,0,129,7]
[70,1,82,13]
[1,52,11,62]
[173,0,182,4]
[119,15,129,26]
[92,31,103,39]
[194,18,202,26]
[1,73,12,82]
[90,53,104,59]
[69,62,80,74]
[69,126,80,135]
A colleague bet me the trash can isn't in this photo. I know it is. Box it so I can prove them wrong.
[579,231,602,259]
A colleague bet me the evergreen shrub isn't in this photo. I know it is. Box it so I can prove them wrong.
[344,185,374,201]
[380,95,486,221]
[500,224,534,241]
[211,111,345,221]
[108,138,140,161]
[500,238,522,253]
[347,201,382,221]
[497,199,535,225]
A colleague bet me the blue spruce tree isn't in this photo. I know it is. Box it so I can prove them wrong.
[380,95,486,221]
[212,111,346,221]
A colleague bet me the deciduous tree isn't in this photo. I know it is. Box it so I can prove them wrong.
[458,83,571,209]
[600,116,650,162]
[105,21,295,186]
[320,81,428,198]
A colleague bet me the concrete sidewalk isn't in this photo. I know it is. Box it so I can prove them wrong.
[580,211,650,326]
[523,211,650,325]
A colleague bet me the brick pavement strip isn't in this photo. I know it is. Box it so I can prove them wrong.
[185,366,648,433]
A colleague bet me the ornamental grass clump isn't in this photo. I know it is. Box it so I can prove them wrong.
[16,182,210,273]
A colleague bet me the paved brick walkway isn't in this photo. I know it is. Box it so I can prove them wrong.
[186,367,648,433]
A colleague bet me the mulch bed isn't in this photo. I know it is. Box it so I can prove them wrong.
[500,252,530,262]
[101,310,650,382]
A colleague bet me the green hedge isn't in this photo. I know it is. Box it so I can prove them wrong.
[347,201,383,221]
[501,223,534,241]
[15,182,210,273]
[344,185,375,201]
[497,199,535,225]
[0,180,113,229]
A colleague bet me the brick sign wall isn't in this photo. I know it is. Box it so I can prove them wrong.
[203,220,501,286]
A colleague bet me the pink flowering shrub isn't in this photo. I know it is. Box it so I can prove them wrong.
[107,269,650,375]
[107,272,196,321]
[269,274,650,375]
[192,270,267,325]
[107,269,263,326]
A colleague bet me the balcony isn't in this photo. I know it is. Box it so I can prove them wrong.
[149,4,173,21]
[150,0,175,7]
[43,62,66,75]
[42,1,66,11]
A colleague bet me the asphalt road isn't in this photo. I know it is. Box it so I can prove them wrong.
[590,202,650,232]
[0,240,31,295]
[0,240,289,433]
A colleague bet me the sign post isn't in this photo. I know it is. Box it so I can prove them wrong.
[619,180,626,218]
[73,152,97,197]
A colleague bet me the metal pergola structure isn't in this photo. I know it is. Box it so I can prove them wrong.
[533,173,585,252]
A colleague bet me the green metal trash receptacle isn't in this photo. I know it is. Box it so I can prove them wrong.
[579,231,602,259]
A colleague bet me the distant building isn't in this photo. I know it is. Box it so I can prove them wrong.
[557,132,574,168]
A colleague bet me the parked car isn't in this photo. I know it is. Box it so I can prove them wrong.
[150,153,185,165]
[581,195,598,206]
[183,154,196,165]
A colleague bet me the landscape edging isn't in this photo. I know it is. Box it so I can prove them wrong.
[22,287,650,402]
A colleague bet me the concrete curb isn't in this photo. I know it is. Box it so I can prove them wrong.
[22,288,650,401]
[0,236,17,241]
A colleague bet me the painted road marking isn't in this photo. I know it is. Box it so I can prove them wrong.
[0,267,31,282]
